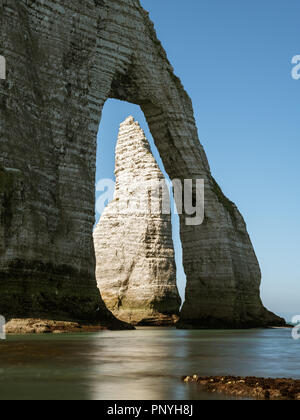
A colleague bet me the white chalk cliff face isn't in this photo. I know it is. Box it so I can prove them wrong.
[94,117,181,325]
[0,0,284,329]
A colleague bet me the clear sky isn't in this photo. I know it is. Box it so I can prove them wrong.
[96,0,300,321]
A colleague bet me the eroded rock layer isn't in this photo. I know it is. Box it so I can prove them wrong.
[0,0,284,328]
[94,117,181,325]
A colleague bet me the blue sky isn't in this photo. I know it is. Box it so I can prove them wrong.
[96,0,300,320]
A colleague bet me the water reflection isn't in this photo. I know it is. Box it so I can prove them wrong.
[87,329,195,400]
[0,328,298,400]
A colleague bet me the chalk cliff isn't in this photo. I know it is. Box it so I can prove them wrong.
[94,116,181,325]
[0,0,284,329]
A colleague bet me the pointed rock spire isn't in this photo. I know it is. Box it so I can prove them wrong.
[94,117,181,325]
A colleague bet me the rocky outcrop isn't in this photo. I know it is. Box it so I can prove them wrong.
[0,0,284,328]
[183,375,300,400]
[94,116,181,325]
[4,319,109,334]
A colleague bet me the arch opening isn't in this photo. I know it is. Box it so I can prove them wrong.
[94,99,187,323]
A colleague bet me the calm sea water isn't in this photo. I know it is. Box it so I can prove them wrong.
[0,328,298,400]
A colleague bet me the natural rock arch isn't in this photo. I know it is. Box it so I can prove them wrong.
[0,0,284,328]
